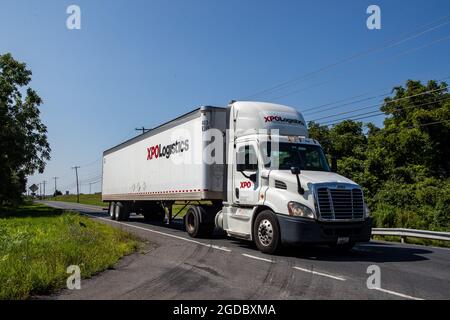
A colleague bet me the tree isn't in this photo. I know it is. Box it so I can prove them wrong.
[308,120,371,190]
[308,79,449,231]
[53,190,63,197]
[373,79,450,179]
[0,53,50,205]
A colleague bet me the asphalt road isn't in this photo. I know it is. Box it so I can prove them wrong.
[38,201,450,300]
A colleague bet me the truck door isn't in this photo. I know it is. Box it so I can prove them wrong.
[233,142,260,206]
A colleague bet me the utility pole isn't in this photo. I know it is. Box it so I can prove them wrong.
[89,182,93,195]
[71,166,80,203]
[135,127,151,135]
[53,177,59,197]
[42,180,46,199]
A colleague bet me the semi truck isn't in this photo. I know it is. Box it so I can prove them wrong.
[102,101,372,254]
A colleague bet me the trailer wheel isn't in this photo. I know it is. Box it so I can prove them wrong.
[109,202,116,220]
[115,202,130,221]
[253,210,281,254]
[185,206,214,238]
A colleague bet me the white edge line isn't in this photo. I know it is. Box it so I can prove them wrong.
[293,266,346,281]
[242,253,274,263]
[82,212,231,252]
[371,287,424,300]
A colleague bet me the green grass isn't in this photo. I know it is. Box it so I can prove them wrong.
[53,193,106,207]
[0,202,140,299]
[172,201,214,219]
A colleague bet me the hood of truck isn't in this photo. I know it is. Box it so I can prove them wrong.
[269,170,358,186]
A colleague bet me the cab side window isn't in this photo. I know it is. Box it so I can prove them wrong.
[236,145,258,171]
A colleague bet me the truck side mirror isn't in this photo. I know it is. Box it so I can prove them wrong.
[237,165,258,183]
[290,167,304,195]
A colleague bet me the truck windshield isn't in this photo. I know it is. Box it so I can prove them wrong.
[262,143,330,172]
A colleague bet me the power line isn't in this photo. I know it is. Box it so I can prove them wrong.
[273,36,450,108]
[265,79,335,102]
[241,12,450,101]
[320,97,450,126]
[304,92,391,116]
[78,171,102,182]
[378,34,450,65]
[299,74,450,116]
[405,119,450,129]
[310,85,450,123]
[322,117,450,130]
[79,157,102,168]
[271,36,450,104]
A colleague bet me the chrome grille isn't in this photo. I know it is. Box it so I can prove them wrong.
[316,187,364,220]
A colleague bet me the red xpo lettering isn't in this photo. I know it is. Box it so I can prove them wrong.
[240,181,252,189]
[146,145,160,160]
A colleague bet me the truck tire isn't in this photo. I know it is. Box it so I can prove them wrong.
[115,202,130,221]
[253,210,281,254]
[184,206,215,238]
[109,202,116,220]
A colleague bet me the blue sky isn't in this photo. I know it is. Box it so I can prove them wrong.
[1,0,449,194]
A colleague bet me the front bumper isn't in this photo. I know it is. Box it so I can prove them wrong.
[277,214,372,245]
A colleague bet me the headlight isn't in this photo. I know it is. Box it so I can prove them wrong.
[364,202,370,218]
[287,202,315,219]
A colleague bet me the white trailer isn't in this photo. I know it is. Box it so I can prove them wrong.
[102,101,372,254]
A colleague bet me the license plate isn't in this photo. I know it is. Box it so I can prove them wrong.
[337,237,350,245]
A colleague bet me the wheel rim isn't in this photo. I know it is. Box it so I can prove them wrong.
[258,219,273,247]
[186,211,195,233]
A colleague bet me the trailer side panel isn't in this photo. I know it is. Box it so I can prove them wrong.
[102,107,226,202]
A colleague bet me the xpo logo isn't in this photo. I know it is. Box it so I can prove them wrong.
[147,139,189,160]
[263,115,304,126]
[240,181,252,189]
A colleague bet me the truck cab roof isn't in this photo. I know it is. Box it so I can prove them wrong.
[230,101,308,138]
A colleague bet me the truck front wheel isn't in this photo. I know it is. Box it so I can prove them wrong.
[253,210,281,254]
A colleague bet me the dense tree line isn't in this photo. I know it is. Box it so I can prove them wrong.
[0,53,50,205]
[309,79,450,231]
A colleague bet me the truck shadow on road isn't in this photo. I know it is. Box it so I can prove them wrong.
[231,239,434,263]
[112,214,435,264]
[128,215,230,239]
